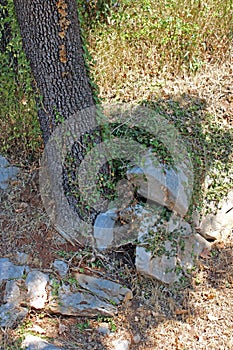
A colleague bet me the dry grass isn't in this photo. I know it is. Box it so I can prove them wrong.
[0,0,233,349]
[86,0,233,102]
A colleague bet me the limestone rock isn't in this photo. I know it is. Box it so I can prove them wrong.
[48,290,117,317]
[22,334,64,350]
[3,280,22,305]
[15,251,30,265]
[136,213,211,284]
[94,208,117,250]
[26,271,49,309]
[97,322,110,335]
[0,303,28,328]
[53,260,68,278]
[93,204,163,250]
[136,244,179,284]
[112,339,131,350]
[127,152,192,217]
[179,233,212,270]
[0,258,26,282]
[75,273,133,305]
[199,191,233,241]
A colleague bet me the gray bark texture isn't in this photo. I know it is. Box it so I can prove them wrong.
[14,0,107,236]
[14,0,95,143]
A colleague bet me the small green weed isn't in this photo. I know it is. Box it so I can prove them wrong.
[51,279,60,296]
[0,0,42,162]
[97,316,117,332]
[76,320,90,331]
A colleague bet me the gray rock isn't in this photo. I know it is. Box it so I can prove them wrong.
[48,290,117,317]
[3,280,22,305]
[0,155,19,190]
[0,258,26,282]
[136,214,212,284]
[179,233,212,270]
[112,339,131,350]
[0,155,9,167]
[22,334,64,350]
[136,244,179,284]
[94,204,164,250]
[97,322,110,335]
[26,271,49,309]
[15,251,30,265]
[94,208,117,250]
[53,260,68,278]
[0,303,28,328]
[75,273,133,305]
[199,190,233,241]
[127,152,192,217]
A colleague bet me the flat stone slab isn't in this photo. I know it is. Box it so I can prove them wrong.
[22,335,64,350]
[48,290,117,317]
[75,273,133,305]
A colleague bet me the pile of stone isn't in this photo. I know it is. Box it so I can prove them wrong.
[0,256,132,330]
[94,153,232,283]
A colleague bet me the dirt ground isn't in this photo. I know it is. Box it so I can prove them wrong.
[0,60,233,349]
[0,166,232,350]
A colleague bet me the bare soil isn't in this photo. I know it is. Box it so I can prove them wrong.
[0,61,232,349]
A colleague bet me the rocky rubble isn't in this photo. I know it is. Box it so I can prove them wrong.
[93,156,232,284]
[135,213,212,284]
[0,257,132,331]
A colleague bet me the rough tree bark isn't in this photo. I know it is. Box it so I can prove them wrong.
[13,0,106,244]
[13,0,95,144]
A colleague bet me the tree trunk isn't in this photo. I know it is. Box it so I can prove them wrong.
[13,0,95,144]
[13,0,106,244]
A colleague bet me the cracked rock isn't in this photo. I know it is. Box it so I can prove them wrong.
[127,152,193,217]
[48,290,117,317]
[75,273,133,304]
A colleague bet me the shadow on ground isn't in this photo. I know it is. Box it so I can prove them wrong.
[0,93,232,349]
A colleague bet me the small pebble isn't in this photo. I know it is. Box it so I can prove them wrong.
[112,339,130,350]
[97,322,110,335]
[132,333,141,344]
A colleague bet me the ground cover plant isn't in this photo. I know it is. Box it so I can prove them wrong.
[0,0,232,349]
